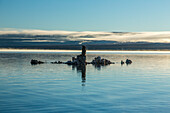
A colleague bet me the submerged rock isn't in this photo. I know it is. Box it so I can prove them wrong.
[58,61,63,64]
[51,61,58,64]
[65,60,74,65]
[51,61,63,64]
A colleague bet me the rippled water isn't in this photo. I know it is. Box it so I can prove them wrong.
[0,51,170,113]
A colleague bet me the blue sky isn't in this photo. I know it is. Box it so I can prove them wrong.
[0,0,170,32]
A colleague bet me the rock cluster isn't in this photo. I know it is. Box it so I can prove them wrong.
[121,59,132,65]
[30,46,132,66]
[65,45,86,66]
[91,56,112,65]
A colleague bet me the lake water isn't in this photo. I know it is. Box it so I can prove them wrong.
[0,51,170,113]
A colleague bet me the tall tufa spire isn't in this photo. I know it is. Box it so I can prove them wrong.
[82,45,86,56]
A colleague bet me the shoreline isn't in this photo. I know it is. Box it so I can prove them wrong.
[0,48,170,54]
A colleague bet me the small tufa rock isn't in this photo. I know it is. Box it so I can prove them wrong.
[31,59,44,65]
[126,59,132,64]
[121,60,124,64]
[91,56,111,65]
[51,61,63,64]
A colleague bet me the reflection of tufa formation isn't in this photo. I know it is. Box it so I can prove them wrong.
[30,46,133,86]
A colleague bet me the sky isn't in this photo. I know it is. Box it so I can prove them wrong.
[1,0,170,32]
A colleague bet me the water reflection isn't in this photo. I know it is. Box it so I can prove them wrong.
[71,63,112,86]
[72,64,86,86]
[93,64,110,70]
[2,53,170,113]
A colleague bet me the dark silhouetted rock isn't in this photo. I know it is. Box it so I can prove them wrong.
[91,56,112,65]
[121,60,124,64]
[126,59,132,64]
[82,45,86,57]
[51,61,58,64]
[66,46,86,66]
[58,61,63,64]
[65,60,73,65]
[31,59,44,65]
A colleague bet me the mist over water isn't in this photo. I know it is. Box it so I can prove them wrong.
[0,52,170,112]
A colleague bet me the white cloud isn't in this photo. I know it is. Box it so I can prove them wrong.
[0,28,170,43]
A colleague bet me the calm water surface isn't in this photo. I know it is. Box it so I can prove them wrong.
[0,51,170,113]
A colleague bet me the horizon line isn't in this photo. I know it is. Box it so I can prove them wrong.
[1,27,170,33]
[0,48,170,53]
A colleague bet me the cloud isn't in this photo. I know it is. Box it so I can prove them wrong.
[0,28,170,43]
